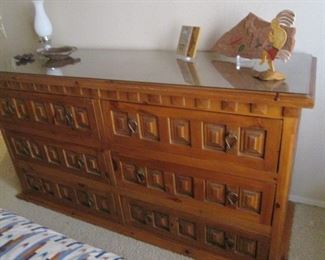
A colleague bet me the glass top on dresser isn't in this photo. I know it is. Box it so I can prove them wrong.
[0,49,315,95]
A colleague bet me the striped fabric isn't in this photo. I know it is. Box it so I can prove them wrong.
[0,208,123,260]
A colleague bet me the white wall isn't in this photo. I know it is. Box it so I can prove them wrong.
[0,0,324,206]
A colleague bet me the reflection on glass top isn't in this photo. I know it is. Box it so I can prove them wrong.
[0,49,315,95]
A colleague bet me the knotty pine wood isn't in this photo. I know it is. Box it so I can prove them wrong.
[0,63,316,259]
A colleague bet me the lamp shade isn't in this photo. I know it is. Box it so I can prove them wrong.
[33,0,52,39]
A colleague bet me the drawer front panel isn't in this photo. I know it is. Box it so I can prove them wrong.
[103,101,282,173]
[5,131,111,184]
[17,165,121,223]
[122,197,269,260]
[112,152,275,225]
[0,91,100,144]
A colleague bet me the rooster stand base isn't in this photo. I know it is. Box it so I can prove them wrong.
[253,70,286,81]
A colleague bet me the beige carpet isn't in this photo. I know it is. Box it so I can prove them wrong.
[0,134,324,260]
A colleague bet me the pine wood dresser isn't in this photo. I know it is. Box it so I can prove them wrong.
[0,50,316,260]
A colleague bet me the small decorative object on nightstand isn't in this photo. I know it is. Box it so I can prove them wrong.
[211,10,296,81]
[256,10,296,81]
[176,25,201,60]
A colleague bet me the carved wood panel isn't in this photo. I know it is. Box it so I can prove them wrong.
[147,168,165,191]
[175,175,194,197]
[95,194,117,216]
[18,167,121,223]
[111,111,131,136]
[206,181,226,205]
[63,149,85,172]
[76,189,95,209]
[30,100,50,123]
[112,152,275,225]
[153,212,171,232]
[58,184,76,203]
[170,118,191,146]
[130,203,147,225]
[203,123,226,151]
[237,236,258,258]
[44,144,62,166]
[239,189,262,213]
[85,155,102,176]
[10,136,30,157]
[51,103,70,127]
[205,180,264,214]
[0,97,16,119]
[123,198,174,237]
[139,113,159,141]
[206,227,226,248]
[29,140,45,161]
[121,161,141,184]
[42,179,57,198]
[14,98,29,120]
[205,225,268,259]
[6,131,110,183]
[25,174,43,192]
[122,196,269,259]
[0,91,100,145]
[74,106,91,130]
[102,101,282,173]
[178,218,197,240]
[240,128,266,158]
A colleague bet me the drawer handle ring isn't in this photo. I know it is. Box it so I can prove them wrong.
[87,198,94,207]
[19,143,30,156]
[128,119,138,134]
[145,213,153,224]
[226,191,239,206]
[136,168,146,184]
[5,101,16,115]
[65,111,74,127]
[225,133,237,152]
[225,237,235,249]
[76,158,85,169]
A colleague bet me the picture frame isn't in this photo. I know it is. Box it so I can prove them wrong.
[176,25,201,60]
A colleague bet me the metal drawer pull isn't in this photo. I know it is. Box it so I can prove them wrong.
[145,213,153,224]
[225,237,235,249]
[87,197,94,207]
[5,101,15,115]
[136,168,146,184]
[65,110,74,127]
[225,133,238,151]
[226,191,239,206]
[20,143,30,156]
[21,147,30,156]
[76,158,85,169]
[128,119,138,134]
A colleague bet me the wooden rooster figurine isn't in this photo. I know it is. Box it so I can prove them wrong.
[257,10,296,80]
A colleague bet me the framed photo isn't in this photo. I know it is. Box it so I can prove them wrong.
[176,25,201,59]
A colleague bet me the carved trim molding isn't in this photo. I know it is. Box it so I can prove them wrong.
[0,77,302,118]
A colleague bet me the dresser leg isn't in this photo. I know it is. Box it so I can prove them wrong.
[280,201,295,260]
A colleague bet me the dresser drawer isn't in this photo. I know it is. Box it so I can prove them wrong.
[112,152,275,225]
[4,130,112,184]
[103,101,282,173]
[122,196,269,260]
[0,91,100,145]
[17,164,122,224]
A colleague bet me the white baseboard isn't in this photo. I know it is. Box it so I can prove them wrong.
[289,195,325,208]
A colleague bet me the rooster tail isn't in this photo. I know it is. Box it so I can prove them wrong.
[275,10,296,27]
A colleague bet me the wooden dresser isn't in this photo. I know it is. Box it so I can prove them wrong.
[0,50,316,259]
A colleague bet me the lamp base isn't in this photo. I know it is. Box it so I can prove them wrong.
[38,36,52,50]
